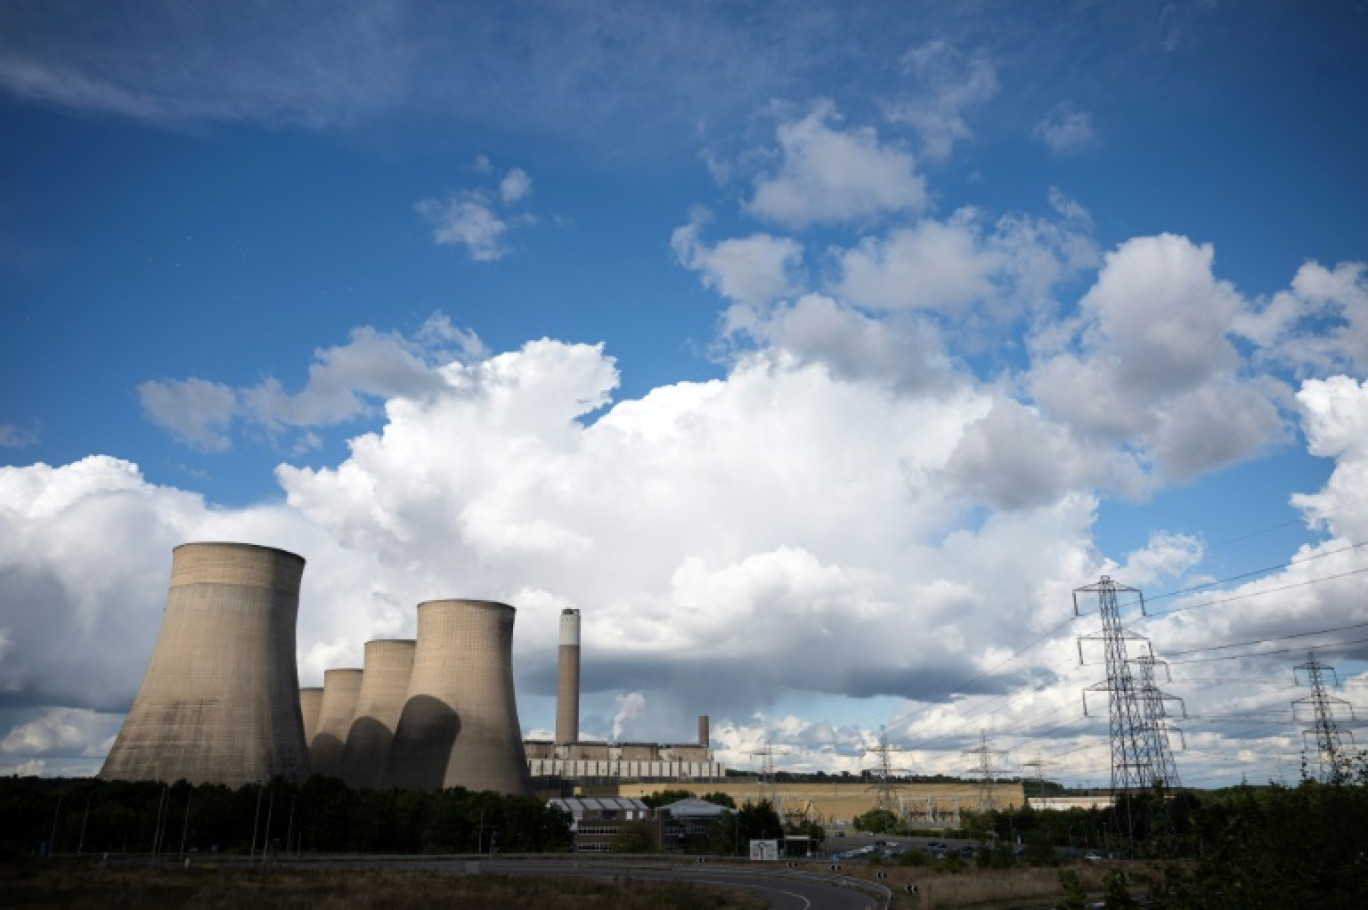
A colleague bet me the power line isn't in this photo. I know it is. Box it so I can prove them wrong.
[1166,634,1368,664]
[1140,540,1368,607]
[1165,620,1368,657]
[1145,566,1368,618]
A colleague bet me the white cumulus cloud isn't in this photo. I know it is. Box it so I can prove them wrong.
[746,100,928,229]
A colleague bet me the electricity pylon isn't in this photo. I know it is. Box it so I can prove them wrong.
[1293,652,1356,784]
[863,726,910,813]
[1076,576,1160,794]
[963,729,1008,811]
[1130,654,1185,789]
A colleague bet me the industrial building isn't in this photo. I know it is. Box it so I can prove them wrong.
[528,608,725,785]
[525,733,723,783]
[338,638,415,789]
[310,667,363,778]
[383,599,532,795]
[608,779,1027,828]
[100,542,312,787]
[298,687,323,744]
[102,541,713,796]
[547,796,732,853]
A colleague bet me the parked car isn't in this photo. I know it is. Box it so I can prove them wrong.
[959,845,976,858]
[927,840,947,850]
[1084,852,1103,862]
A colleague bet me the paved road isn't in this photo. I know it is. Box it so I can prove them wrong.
[273,856,883,910]
[487,859,882,910]
[111,853,885,910]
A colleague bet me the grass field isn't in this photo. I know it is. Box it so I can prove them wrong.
[0,864,769,910]
[842,859,1151,908]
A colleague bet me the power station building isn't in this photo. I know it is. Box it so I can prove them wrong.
[524,728,723,783]
[102,542,714,794]
[339,638,415,789]
[383,599,532,795]
[527,609,724,784]
[100,543,311,787]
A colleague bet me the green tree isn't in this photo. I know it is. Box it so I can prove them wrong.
[1102,869,1137,909]
[1055,868,1087,910]
[852,807,900,834]
[610,820,656,853]
[641,789,695,808]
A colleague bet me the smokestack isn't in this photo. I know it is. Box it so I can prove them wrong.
[100,542,310,786]
[339,639,415,788]
[384,599,532,795]
[556,609,581,744]
[299,687,324,745]
[699,714,710,748]
[310,667,363,778]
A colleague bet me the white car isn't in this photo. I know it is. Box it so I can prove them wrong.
[1084,852,1103,862]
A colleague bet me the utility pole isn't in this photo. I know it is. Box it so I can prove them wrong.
[1293,652,1356,784]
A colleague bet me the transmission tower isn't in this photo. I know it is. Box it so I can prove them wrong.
[963,729,1008,811]
[1130,654,1185,789]
[1293,652,1356,783]
[863,726,910,814]
[1020,755,1053,803]
[1076,576,1169,795]
[748,742,782,803]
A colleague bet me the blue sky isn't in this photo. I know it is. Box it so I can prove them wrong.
[2,0,1368,790]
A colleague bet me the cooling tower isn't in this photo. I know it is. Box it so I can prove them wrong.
[310,667,363,778]
[555,608,581,744]
[338,639,416,788]
[299,687,324,744]
[384,599,532,795]
[699,715,710,748]
[99,542,310,787]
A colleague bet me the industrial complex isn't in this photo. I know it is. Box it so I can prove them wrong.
[100,543,312,788]
[100,542,724,800]
[100,541,1027,830]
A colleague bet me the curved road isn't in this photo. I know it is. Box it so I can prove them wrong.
[488,859,880,910]
[275,856,883,910]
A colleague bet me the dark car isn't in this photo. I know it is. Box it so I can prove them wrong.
[959,845,976,858]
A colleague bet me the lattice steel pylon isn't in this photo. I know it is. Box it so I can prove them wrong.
[863,726,910,814]
[1293,652,1356,784]
[1130,654,1185,789]
[748,742,781,803]
[1075,576,1159,795]
[1020,755,1052,803]
[963,729,1008,811]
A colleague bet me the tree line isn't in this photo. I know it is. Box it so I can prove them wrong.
[0,775,571,859]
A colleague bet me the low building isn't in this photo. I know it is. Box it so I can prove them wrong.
[548,796,660,852]
[526,739,725,785]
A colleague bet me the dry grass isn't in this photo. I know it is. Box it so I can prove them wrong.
[0,863,767,910]
[823,860,1151,909]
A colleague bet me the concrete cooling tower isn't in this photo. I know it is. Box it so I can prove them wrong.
[384,600,532,795]
[299,687,324,745]
[309,667,363,778]
[555,609,581,743]
[100,542,310,787]
[338,639,415,788]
